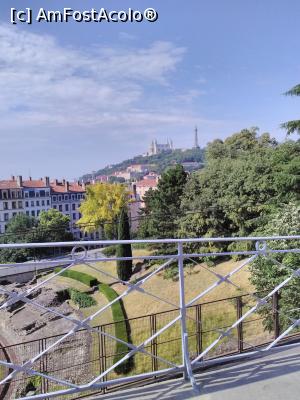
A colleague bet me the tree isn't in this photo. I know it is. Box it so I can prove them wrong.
[0,214,37,263]
[38,209,73,242]
[77,183,129,238]
[178,130,299,253]
[281,84,300,135]
[116,208,133,281]
[0,211,73,263]
[250,203,300,332]
[138,165,187,240]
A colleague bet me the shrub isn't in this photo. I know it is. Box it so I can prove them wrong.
[68,289,96,308]
[55,268,98,287]
[102,245,117,257]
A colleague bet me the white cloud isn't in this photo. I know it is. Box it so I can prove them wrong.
[0,25,189,131]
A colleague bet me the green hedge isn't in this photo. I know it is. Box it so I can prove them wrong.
[55,267,132,374]
[68,288,96,308]
[98,283,133,374]
[102,245,117,257]
[55,268,98,287]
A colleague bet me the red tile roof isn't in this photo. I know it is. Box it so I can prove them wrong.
[50,182,85,193]
[23,180,47,188]
[0,178,85,193]
[0,180,19,189]
[135,179,157,188]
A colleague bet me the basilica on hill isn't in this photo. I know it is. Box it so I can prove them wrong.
[146,127,200,156]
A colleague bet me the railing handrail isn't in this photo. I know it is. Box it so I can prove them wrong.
[0,235,299,249]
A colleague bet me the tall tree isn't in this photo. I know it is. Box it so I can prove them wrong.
[250,203,300,332]
[138,165,187,240]
[281,84,300,135]
[78,183,129,238]
[116,208,133,281]
[179,130,299,252]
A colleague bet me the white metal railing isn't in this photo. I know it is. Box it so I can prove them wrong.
[0,235,299,399]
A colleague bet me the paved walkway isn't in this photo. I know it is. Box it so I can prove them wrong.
[90,344,300,400]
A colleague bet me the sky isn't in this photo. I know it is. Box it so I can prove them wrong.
[0,0,299,180]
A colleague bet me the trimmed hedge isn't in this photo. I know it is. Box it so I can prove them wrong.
[54,268,98,287]
[68,289,96,308]
[98,283,133,374]
[102,245,117,257]
[55,267,133,374]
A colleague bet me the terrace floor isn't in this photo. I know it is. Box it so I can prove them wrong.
[90,343,300,400]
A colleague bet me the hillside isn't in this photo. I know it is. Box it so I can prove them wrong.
[81,147,205,181]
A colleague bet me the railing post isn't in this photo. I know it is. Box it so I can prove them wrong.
[273,292,280,339]
[236,297,243,353]
[178,242,191,382]
[196,304,202,356]
[150,314,158,372]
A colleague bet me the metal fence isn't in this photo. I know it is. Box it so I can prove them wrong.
[0,236,299,399]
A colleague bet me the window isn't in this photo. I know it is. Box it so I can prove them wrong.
[65,204,69,212]
[36,201,40,206]
[72,213,76,220]
[46,190,50,196]
[52,196,57,202]
[71,194,75,200]
[12,201,16,209]
[59,205,62,212]
[31,201,34,207]
[3,202,8,210]
[40,190,45,197]
[64,195,69,200]
[18,201,22,208]
[26,211,29,216]
[3,191,8,199]
[29,191,35,198]
[58,196,62,201]
[36,191,39,197]
[4,213,9,221]
[31,211,35,217]
[12,212,17,217]
[37,210,40,216]
[47,200,50,206]
[25,201,29,207]
[53,205,57,209]
[72,204,76,210]
[25,192,29,198]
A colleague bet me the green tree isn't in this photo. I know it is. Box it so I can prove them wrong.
[281,84,300,135]
[138,165,187,240]
[0,214,36,262]
[250,203,300,332]
[116,208,133,281]
[38,209,73,242]
[78,183,129,239]
[179,130,299,253]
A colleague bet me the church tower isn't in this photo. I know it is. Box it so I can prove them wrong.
[194,126,200,148]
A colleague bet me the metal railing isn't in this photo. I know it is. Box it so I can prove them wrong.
[0,235,299,399]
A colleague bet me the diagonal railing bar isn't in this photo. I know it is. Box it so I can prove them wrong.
[0,259,78,310]
[265,318,300,351]
[82,258,180,312]
[186,255,258,307]
[0,293,180,389]
[191,263,300,365]
[0,259,181,388]
[85,313,183,388]
[0,359,80,389]
[0,236,299,399]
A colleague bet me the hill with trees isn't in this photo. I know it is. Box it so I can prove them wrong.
[80,147,205,182]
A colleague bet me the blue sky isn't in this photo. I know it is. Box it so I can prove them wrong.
[0,0,299,179]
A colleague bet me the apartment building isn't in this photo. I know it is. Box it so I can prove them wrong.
[0,176,101,240]
[0,176,24,234]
